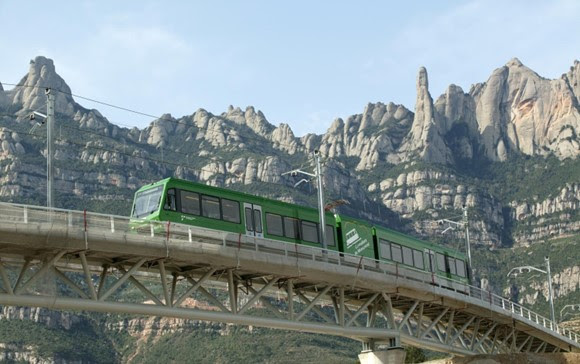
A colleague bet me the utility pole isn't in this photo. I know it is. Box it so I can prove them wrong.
[282,150,327,252]
[46,88,55,209]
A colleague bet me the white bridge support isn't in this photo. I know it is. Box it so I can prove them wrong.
[0,203,577,362]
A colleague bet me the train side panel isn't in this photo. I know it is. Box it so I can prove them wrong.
[336,215,375,258]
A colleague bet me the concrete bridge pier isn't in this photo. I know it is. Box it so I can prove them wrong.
[358,338,406,364]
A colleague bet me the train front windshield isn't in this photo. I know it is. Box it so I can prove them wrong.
[132,186,163,218]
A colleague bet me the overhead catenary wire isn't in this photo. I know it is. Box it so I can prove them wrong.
[0,85,334,202]
[0,82,328,157]
[0,83,340,209]
[0,123,229,178]
[0,122,326,201]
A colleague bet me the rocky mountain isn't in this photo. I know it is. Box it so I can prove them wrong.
[0,56,578,362]
[0,54,577,249]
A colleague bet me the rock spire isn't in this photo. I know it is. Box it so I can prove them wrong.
[399,67,451,164]
[9,56,75,115]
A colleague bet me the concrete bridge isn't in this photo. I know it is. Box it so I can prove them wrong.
[0,203,577,363]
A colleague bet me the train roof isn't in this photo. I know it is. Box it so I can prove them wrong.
[136,177,335,219]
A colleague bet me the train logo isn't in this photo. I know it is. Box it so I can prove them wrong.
[346,228,360,248]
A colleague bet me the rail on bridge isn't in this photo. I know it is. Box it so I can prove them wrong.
[0,202,577,361]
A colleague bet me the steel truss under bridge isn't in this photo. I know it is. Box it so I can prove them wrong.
[0,203,577,356]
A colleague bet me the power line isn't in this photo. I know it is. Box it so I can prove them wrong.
[0,123,309,188]
[0,114,315,179]
[0,84,335,202]
[0,82,322,156]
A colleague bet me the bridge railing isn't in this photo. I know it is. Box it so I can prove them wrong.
[0,202,577,344]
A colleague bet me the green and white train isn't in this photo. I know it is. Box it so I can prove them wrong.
[131,178,469,284]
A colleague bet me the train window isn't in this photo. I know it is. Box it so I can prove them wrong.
[379,239,391,260]
[413,250,424,269]
[164,188,177,211]
[436,253,446,272]
[221,199,240,223]
[253,209,262,233]
[325,225,336,247]
[284,217,300,239]
[391,244,403,263]
[133,185,163,218]
[402,246,413,266]
[245,208,253,231]
[266,213,284,236]
[180,191,200,215]
[201,195,221,219]
[456,259,466,277]
[301,220,319,243]
[448,257,457,275]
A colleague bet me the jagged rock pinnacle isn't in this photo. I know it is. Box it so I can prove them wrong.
[417,66,429,89]
[506,57,523,67]
[398,67,451,164]
[10,56,75,115]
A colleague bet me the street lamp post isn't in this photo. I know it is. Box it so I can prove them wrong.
[507,256,556,324]
[560,304,580,322]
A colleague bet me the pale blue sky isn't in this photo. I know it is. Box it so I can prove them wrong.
[1,0,579,136]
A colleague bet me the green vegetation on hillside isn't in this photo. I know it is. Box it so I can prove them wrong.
[130,327,359,364]
[0,318,117,363]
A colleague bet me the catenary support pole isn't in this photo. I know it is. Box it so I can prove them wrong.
[314,150,327,252]
[546,256,556,325]
[463,206,472,279]
[46,88,55,209]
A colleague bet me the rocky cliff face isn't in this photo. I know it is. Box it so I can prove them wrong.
[1,306,80,330]
[318,102,413,170]
[510,183,580,245]
[106,299,228,363]
[0,82,9,108]
[0,306,99,363]
[504,264,580,307]
[470,58,580,161]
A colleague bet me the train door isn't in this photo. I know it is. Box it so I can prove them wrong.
[243,203,263,238]
[425,249,436,273]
